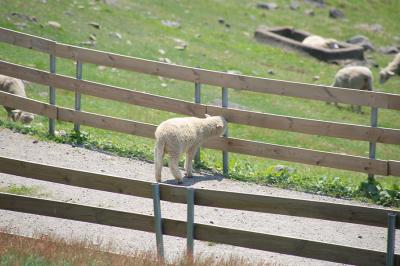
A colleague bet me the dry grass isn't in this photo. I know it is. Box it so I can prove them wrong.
[0,231,272,266]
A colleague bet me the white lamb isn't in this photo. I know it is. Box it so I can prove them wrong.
[330,66,373,113]
[0,74,35,123]
[380,53,400,84]
[302,35,339,49]
[154,115,227,184]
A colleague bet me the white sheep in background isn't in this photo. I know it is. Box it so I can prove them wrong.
[0,74,35,124]
[330,66,373,113]
[380,53,400,84]
[302,35,339,49]
[154,115,227,184]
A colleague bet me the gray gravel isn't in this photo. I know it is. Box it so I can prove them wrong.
[0,128,397,265]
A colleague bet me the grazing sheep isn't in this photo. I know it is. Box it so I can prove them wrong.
[0,74,34,123]
[302,35,339,49]
[380,53,400,84]
[330,66,373,113]
[154,115,227,184]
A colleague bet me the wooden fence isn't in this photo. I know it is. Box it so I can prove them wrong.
[0,27,400,264]
[0,27,399,178]
[0,155,398,265]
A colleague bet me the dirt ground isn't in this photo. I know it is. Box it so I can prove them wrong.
[0,128,397,265]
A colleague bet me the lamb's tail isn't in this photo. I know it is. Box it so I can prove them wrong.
[365,75,373,91]
[154,139,165,182]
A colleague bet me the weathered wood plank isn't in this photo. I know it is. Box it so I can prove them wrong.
[192,223,388,266]
[0,27,55,54]
[389,161,400,177]
[57,108,156,139]
[53,43,400,110]
[0,193,392,266]
[204,137,389,176]
[0,192,154,233]
[206,105,400,145]
[0,156,152,199]
[1,60,399,145]
[1,27,399,110]
[1,156,399,229]
[0,91,393,176]
[193,188,400,229]
[0,91,57,119]
[0,60,206,117]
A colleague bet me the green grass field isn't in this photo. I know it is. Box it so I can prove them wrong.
[0,0,399,204]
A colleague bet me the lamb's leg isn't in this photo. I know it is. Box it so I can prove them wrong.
[154,158,163,183]
[169,154,183,184]
[184,145,198,178]
[154,141,165,182]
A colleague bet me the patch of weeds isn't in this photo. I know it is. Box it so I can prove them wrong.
[359,181,400,207]
[207,242,217,247]
[225,161,400,207]
[50,129,153,162]
[0,119,41,136]
[0,184,47,197]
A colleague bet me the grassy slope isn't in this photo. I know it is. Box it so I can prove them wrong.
[0,0,399,190]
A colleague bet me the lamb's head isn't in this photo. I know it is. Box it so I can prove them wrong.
[379,69,395,84]
[204,114,227,137]
[325,38,339,49]
[20,112,35,124]
[10,110,35,124]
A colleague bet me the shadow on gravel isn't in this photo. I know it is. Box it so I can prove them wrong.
[163,174,224,186]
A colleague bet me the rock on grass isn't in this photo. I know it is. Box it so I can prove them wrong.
[47,21,61,29]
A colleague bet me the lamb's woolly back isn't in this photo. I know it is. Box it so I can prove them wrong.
[332,66,373,91]
[0,74,34,123]
[302,35,339,49]
[155,116,226,142]
[0,74,26,96]
[380,53,400,84]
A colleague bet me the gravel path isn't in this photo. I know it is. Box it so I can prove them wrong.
[0,128,397,265]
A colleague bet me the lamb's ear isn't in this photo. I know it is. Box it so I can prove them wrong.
[216,124,223,128]
[205,114,211,118]
[388,71,395,76]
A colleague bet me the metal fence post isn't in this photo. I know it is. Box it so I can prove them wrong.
[222,87,229,176]
[386,213,396,266]
[74,61,82,132]
[194,83,201,165]
[49,54,56,135]
[186,187,195,258]
[152,183,164,259]
[368,87,378,182]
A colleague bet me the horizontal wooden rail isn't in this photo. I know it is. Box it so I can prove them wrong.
[0,91,398,176]
[1,60,399,145]
[0,192,392,266]
[206,105,400,145]
[1,27,400,110]
[0,155,399,229]
[0,60,206,117]
[389,161,400,177]
[0,27,56,54]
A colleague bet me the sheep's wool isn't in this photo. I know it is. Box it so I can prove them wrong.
[0,74,34,123]
[154,115,227,183]
[380,53,400,84]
